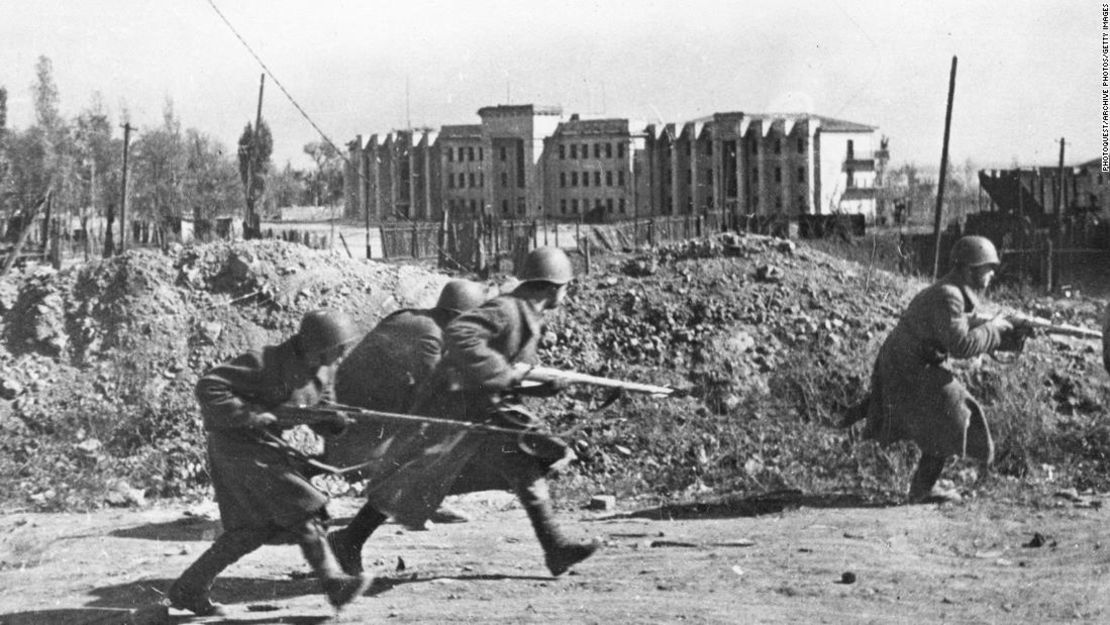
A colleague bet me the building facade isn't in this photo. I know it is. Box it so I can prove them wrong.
[345,104,880,224]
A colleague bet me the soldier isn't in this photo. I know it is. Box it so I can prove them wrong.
[167,310,371,616]
[328,247,599,578]
[325,279,488,573]
[848,236,1018,503]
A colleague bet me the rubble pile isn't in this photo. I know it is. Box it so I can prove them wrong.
[0,233,1106,510]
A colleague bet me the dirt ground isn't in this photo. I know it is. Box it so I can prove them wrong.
[1,490,1107,625]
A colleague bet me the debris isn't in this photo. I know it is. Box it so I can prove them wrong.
[587,495,617,511]
[839,571,856,584]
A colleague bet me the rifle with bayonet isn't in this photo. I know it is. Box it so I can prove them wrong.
[971,311,1104,355]
[272,403,546,437]
[517,365,688,397]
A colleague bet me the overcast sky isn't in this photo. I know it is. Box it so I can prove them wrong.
[0,0,1098,172]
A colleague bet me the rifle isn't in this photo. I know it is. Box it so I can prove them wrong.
[971,312,1104,341]
[519,365,686,397]
[272,403,547,437]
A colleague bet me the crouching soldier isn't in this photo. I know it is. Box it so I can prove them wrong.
[847,236,1022,503]
[329,247,599,578]
[167,309,371,616]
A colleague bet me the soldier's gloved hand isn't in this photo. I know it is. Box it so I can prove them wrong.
[309,413,349,437]
[986,316,1014,334]
[246,411,278,430]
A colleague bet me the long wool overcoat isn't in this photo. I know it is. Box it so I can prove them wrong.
[361,293,566,527]
[861,272,1002,462]
[327,308,449,471]
[196,338,335,541]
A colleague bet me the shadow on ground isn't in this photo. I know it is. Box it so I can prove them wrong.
[612,489,898,522]
[109,516,221,542]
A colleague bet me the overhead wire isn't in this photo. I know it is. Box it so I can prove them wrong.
[203,0,471,266]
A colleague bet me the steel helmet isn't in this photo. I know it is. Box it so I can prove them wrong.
[435,279,487,314]
[518,246,574,285]
[297,309,358,355]
[950,235,1000,267]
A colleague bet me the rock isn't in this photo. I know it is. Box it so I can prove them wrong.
[840,571,857,584]
[776,240,797,256]
[754,264,783,283]
[0,378,23,400]
[587,495,617,511]
[106,481,147,508]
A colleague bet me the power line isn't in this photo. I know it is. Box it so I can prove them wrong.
[204,0,345,162]
[203,0,473,268]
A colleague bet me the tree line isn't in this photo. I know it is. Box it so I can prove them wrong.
[0,56,345,254]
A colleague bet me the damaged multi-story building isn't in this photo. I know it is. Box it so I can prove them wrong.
[345,104,882,224]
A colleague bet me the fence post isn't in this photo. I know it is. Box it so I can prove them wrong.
[1045,237,1054,294]
[649,219,656,247]
[411,220,418,259]
[575,218,581,252]
[532,220,539,249]
[543,216,549,246]
[584,237,591,275]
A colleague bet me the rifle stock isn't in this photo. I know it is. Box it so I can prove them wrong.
[522,365,682,396]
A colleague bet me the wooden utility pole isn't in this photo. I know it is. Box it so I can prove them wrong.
[1052,137,1066,291]
[931,56,958,280]
[245,74,265,239]
[119,122,134,253]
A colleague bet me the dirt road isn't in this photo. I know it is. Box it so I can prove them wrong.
[1,491,1107,624]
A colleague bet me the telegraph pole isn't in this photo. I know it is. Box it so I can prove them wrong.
[119,122,134,253]
[245,74,265,239]
[931,56,957,280]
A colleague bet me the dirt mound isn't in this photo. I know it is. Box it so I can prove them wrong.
[0,240,450,510]
[0,234,1107,511]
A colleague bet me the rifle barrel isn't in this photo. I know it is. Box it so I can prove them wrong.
[526,366,676,396]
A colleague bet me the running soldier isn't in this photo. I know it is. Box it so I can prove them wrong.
[327,247,599,577]
[167,309,370,615]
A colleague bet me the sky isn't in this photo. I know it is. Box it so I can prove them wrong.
[0,0,1099,172]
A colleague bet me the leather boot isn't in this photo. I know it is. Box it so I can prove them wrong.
[301,530,372,610]
[327,504,387,576]
[167,530,262,616]
[517,479,600,577]
[907,454,961,504]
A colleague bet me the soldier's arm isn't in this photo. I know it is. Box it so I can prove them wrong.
[934,287,1001,359]
[444,305,517,391]
[195,352,277,430]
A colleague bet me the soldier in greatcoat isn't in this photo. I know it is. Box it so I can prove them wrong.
[848,236,1019,503]
[167,309,370,616]
[328,247,599,578]
[325,279,487,573]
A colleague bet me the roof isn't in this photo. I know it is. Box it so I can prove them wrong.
[554,118,630,137]
[438,124,482,139]
[477,104,563,118]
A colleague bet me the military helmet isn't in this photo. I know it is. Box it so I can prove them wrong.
[297,309,358,355]
[435,279,487,314]
[950,235,1000,267]
[518,246,574,285]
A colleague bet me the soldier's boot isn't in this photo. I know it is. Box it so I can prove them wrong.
[907,454,961,504]
[327,504,387,576]
[301,529,372,610]
[167,529,262,616]
[518,480,600,577]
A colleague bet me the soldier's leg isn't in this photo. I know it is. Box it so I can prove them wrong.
[327,503,388,575]
[513,470,600,576]
[908,453,961,503]
[297,518,372,610]
[167,529,265,616]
